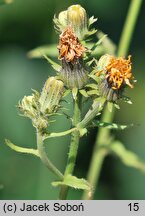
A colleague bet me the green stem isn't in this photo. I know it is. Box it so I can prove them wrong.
[37,131,64,180]
[77,98,106,129]
[82,0,143,200]
[59,93,82,199]
[117,0,143,56]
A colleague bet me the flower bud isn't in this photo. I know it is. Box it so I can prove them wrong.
[67,4,88,39]
[60,59,88,89]
[18,94,48,130]
[96,55,134,102]
[39,77,64,114]
[58,10,67,28]
[19,95,38,119]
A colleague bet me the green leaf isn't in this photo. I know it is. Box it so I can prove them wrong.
[52,174,92,191]
[97,31,116,55]
[63,89,71,98]
[79,128,88,137]
[27,44,58,58]
[88,16,98,26]
[114,103,120,110]
[110,141,145,173]
[91,34,107,52]
[107,102,113,112]
[72,88,78,100]
[121,95,132,104]
[79,89,89,98]
[5,139,40,157]
[94,121,133,130]
[86,83,98,90]
[87,90,99,96]
[42,55,61,72]
[44,128,77,140]
[86,57,98,66]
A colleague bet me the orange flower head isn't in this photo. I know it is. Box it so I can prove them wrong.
[105,55,133,90]
[57,27,86,62]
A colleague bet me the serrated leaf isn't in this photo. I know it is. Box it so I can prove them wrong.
[52,174,92,191]
[27,44,58,58]
[94,121,133,130]
[110,141,145,173]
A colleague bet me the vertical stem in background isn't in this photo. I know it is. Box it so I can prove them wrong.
[59,93,82,200]
[82,0,143,200]
[117,0,143,56]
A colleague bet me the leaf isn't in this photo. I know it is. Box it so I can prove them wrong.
[88,16,98,26]
[79,89,89,98]
[94,121,133,130]
[91,34,107,52]
[86,83,98,90]
[44,128,77,140]
[52,174,92,191]
[113,103,120,110]
[121,95,132,104]
[27,44,58,58]
[107,102,113,112]
[63,89,71,98]
[72,88,78,100]
[42,55,61,72]
[97,31,116,55]
[86,57,98,66]
[110,141,145,173]
[79,128,88,137]
[5,139,40,157]
[87,90,99,96]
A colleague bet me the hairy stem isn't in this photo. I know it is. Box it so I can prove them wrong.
[82,0,143,200]
[37,131,64,180]
[59,93,82,199]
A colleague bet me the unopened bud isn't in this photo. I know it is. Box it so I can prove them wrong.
[67,4,87,39]
[19,95,38,119]
[58,10,67,28]
[39,77,64,114]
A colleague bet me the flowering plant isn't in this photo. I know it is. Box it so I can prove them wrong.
[5,2,145,200]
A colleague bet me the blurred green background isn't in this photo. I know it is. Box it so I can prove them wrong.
[0,0,145,200]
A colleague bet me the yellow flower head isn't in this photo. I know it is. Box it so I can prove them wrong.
[105,55,133,90]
